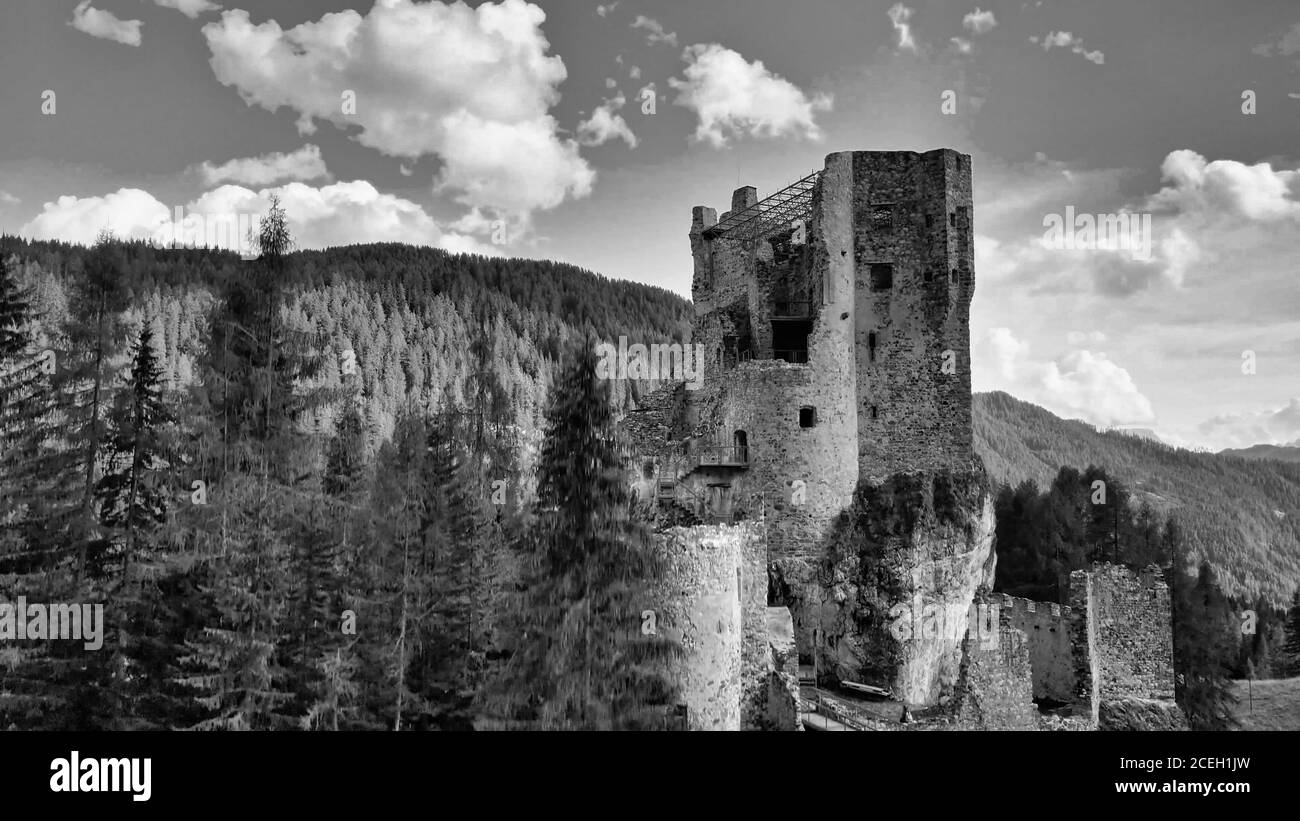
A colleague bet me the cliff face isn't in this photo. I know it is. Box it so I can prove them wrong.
[798,466,997,706]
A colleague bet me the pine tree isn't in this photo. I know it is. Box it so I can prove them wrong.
[407,414,486,729]
[1283,589,1300,678]
[0,253,74,726]
[300,405,369,730]
[177,197,322,729]
[490,341,681,729]
[1172,550,1241,730]
[95,324,173,578]
[60,231,130,585]
[361,415,439,730]
[83,323,187,728]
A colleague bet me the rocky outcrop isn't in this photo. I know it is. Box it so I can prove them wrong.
[808,466,997,706]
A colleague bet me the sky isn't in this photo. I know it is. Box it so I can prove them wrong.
[1,0,1298,451]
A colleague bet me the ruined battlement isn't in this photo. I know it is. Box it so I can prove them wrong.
[997,593,1074,621]
[1074,563,1176,707]
[678,149,976,557]
[618,150,1177,731]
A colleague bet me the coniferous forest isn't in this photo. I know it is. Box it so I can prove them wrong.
[0,202,689,730]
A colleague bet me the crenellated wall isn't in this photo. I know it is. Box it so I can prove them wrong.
[998,594,1075,703]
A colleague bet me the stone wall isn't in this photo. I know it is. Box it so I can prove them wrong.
[1068,569,1100,725]
[1064,563,1177,728]
[650,525,747,730]
[683,156,861,569]
[999,594,1075,703]
[739,524,771,728]
[953,625,1037,729]
[646,522,776,731]
[1087,563,1176,701]
[851,149,974,482]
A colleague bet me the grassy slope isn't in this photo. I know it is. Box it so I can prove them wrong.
[1229,678,1300,730]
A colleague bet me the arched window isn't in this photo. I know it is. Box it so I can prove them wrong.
[733,430,748,463]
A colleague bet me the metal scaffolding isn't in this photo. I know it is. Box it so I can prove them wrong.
[702,171,820,243]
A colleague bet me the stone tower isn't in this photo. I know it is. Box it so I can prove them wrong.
[622,148,992,717]
[849,150,974,482]
[681,148,976,559]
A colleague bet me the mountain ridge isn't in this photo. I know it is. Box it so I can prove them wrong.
[973,390,1300,604]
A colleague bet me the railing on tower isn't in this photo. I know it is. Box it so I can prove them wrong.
[702,171,820,244]
[738,349,808,364]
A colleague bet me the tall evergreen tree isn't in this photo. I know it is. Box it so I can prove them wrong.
[1172,551,1241,730]
[0,254,75,726]
[95,324,173,578]
[92,323,200,728]
[1282,589,1300,677]
[177,197,324,729]
[490,341,681,729]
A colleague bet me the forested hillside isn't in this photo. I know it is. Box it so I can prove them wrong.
[0,236,691,466]
[0,224,692,731]
[1220,443,1300,464]
[974,390,1300,605]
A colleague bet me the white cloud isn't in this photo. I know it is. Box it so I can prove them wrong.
[200,0,593,220]
[1197,398,1300,450]
[18,181,495,256]
[1147,149,1300,222]
[1030,31,1104,64]
[978,327,1155,427]
[0,191,19,205]
[151,0,221,18]
[604,77,618,89]
[596,2,619,19]
[576,94,638,148]
[631,15,677,47]
[69,1,143,47]
[962,8,997,35]
[629,65,642,80]
[20,189,171,245]
[1252,22,1300,57]
[669,44,832,148]
[887,4,918,53]
[193,144,331,186]
[951,37,972,55]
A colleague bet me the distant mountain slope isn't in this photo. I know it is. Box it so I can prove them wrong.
[1106,427,1164,444]
[973,391,1300,604]
[1220,443,1300,464]
[2,236,692,460]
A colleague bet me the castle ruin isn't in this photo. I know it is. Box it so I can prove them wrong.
[624,149,1182,730]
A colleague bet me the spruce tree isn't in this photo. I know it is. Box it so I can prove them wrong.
[362,415,440,730]
[1283,589,1300,678]
[177,197,322,729]
[95,324,173,579]
[491,341,681,730]
[1172,551,1241,730]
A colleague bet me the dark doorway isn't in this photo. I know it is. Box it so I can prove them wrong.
[733,430,748,463]
[771,319,811,363]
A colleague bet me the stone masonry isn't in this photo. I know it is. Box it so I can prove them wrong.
[620,150,1178,730]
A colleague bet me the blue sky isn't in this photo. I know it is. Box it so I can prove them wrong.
[2,0,1299,450]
